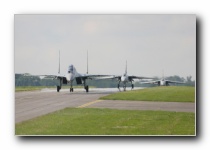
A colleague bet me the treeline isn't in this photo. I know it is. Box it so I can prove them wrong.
[15,74,58,86]
[15,74,118,87]
[15,74,195,87]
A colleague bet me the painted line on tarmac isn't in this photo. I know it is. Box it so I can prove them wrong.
[77,100,103,108]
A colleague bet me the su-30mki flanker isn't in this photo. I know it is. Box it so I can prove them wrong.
[39,51,111,93]
[95,61,154,91]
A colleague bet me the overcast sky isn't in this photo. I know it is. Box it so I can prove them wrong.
[15,14,196,80]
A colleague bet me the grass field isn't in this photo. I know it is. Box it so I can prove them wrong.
[100,86,195,102]
[15,108,195,135]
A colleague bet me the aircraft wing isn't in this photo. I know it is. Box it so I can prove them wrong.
[166,80,185,84]
[139,80,160,84]
[128,76,154,80]
[30,74,66,80]
[78,74,115,80]
[94,75,154,81]
[92,75,121,80]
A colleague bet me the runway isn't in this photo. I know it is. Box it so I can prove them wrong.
[15,88,195,123]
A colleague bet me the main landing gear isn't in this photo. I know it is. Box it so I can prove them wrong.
[131,80,134,90]
[57,86,61,92]
[117,80,121,91]
[83,79,89,92]
[85,85,89,93]
[57,78,62,92]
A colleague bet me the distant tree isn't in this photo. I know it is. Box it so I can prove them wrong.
[185,75,195,86]
[166,75,185,82]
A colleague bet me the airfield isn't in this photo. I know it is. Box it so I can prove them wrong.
[15,87,195,123]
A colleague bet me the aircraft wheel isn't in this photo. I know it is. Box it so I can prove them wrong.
[57,86,60,92]
[131,84,134,89]
[70,88,74,92]
[85,85,89,92]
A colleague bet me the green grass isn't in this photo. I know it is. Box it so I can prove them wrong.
[100,86,195,102]
[15,86,95,92]
[15,108,195,135]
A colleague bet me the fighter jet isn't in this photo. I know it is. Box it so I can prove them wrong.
[39,51,111,92]
[140,72,185,86]
[96,61,154,91]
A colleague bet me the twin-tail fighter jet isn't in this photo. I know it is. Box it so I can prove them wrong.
[40,51,110,93]
[96,61,154,91]
[140,71,185,86]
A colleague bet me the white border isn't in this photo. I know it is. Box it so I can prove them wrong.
[0,0,208,149]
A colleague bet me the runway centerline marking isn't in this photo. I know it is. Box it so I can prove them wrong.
[77,100,103,108]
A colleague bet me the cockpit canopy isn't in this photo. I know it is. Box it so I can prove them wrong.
[68,65,74,73]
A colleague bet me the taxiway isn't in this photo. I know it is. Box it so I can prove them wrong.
[15,88,195,123]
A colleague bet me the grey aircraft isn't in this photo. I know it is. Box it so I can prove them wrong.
[39,51,110,92]
[96,61,154,91]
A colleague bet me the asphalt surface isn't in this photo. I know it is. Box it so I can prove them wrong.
[15,88,195,123]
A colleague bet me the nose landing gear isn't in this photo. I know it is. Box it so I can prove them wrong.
[131,84,134,90]
[123,84,126,91]
[70,88,73,92]
[70,81,74,92]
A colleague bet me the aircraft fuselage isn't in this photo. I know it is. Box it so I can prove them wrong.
[160,80,166,86]
[57,64,89,92]
[65,64,83,83]
[121,74,129,84]
[159,79,169,86]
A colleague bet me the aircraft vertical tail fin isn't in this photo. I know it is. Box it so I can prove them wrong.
[162,69,164,80]
[58,50,60,74]
[125,60,127,75]
[87,50,88,74]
